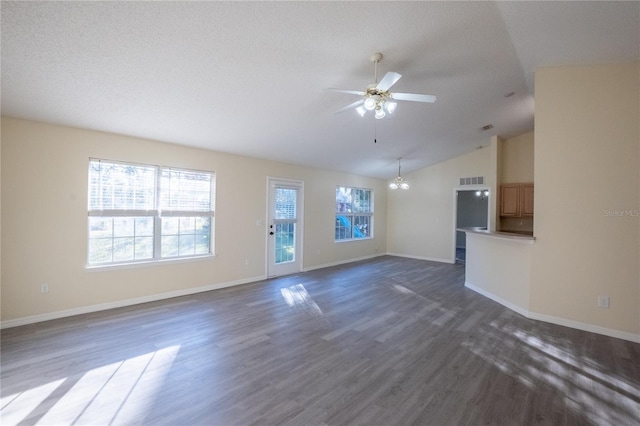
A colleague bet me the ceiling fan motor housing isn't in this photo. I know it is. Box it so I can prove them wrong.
[370,52,383,63]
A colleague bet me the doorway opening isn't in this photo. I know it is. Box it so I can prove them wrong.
[454,189,489,264]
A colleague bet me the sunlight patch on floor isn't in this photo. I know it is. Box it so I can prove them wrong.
[1,345,180,425]
[281,284,323,316]
[392,284,417,296]
[0,379,65,425]
[510,328,640,425]
[467,321,640,426]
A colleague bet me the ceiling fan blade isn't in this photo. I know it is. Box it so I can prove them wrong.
[376,72,402,91]
[334,99,364,114]
[391,92,437,103]
[327,88,366,96]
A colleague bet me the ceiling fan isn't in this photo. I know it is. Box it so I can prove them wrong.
[328,52,437,119]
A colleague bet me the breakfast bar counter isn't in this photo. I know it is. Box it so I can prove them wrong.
[457,227,535,316]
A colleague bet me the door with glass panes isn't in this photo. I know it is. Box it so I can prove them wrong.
[267,178,303,277]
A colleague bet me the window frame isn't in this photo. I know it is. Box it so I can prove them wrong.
[335,186,374,242]
[87,158,215,268]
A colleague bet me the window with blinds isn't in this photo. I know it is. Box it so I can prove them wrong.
[335,186,373,241]
[88,159,215,266]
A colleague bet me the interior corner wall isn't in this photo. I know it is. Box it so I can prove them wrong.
[0,117,387,324]
[387,147,492,263]
[531,63,640,336]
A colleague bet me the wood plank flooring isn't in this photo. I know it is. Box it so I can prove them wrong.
[2,256,639,425]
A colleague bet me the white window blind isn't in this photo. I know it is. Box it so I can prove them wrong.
[87,159,215,266]
[160,168,214,215]
[88,160,157,216]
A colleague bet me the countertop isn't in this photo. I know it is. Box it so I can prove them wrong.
[457,227,535,243]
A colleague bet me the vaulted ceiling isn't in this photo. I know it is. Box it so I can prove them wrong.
[2,1,638,179]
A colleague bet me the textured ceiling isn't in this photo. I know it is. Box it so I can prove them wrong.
[1,1,638,179]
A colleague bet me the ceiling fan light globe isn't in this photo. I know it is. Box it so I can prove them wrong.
[356,106,366,117]
[375,109,386,119]
[389,182,399,190]
[385,100,397,114]
[364,98,376,111]
[400,182,410,190]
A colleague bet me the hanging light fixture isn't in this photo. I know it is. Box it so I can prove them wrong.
[389,158,409,190]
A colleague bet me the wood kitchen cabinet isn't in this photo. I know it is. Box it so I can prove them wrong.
[500,183,534,217]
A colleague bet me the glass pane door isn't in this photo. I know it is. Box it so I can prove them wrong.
[268,179,303,276]
[274,186,297,264]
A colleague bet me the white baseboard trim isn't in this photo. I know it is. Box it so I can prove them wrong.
[386,252,454,264]
[302,252,386,272]
[464,282,530,318]
[0,274,267,329]
[527,312,640,343]
[465,281,640,343]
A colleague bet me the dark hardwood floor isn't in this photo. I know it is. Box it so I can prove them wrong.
[2,256,639,425]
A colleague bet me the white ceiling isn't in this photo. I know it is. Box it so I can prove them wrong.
[2,1,638,179]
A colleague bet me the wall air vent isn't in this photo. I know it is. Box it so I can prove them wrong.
[481,124,494,131]
[459,176,484,186]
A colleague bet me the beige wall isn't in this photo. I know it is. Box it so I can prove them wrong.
[0,117,387,324]
[531,63,639,337]
[465,233,532,312]
[501,130,534,183]
[387,147,493,262]
[0,119,2,312]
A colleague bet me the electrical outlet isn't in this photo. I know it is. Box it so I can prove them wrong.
[597,295,610,309]
[41,284,49,294]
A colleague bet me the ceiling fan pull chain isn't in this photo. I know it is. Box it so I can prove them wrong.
[374,120,377,143]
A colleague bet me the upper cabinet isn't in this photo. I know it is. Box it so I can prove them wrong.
[500,183,534,217]
[500,184,520,216]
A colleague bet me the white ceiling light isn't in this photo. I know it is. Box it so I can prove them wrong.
[364,97,377,111]
[389,158,409,190]
[384,100,397,114]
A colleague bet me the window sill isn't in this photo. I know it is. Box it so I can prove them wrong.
[86,253,217,272]
[335,237,374,244]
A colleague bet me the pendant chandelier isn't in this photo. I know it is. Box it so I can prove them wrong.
[389,158,409,190]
